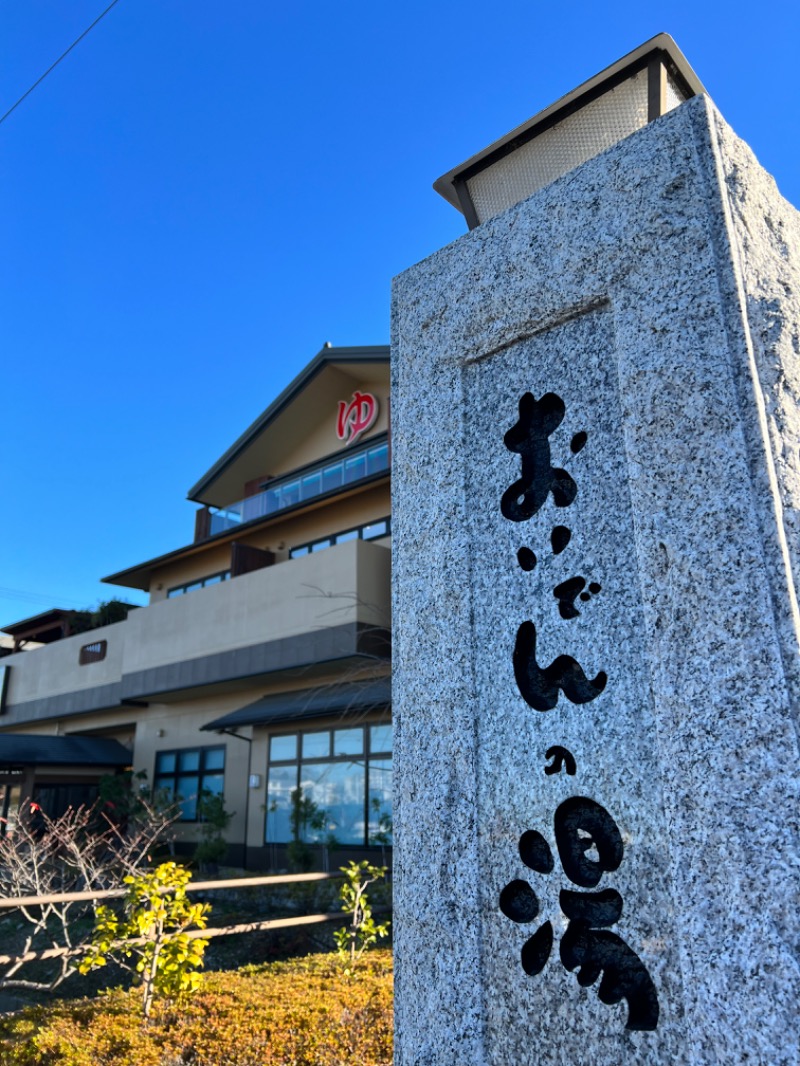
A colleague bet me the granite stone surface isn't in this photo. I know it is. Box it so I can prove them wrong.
[391,95,800,1065]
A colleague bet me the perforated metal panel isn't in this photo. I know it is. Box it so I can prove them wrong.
[467,69,649,225]
[665,69,686,113]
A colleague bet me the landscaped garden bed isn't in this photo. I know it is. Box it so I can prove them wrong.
[0,950,393,1065]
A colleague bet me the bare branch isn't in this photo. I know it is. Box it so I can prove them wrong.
[0,794,177,991]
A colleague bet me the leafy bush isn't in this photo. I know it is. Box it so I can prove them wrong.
[0,951,393,1065]
[77,863,209,1018]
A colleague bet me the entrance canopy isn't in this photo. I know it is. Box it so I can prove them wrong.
[0,735,132,768]
[202,677,391,732]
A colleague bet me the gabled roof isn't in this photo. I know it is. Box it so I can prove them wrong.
[187,343,389,506]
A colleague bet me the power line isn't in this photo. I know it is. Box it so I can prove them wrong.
[0,0,123,128]
[0,586,87,609]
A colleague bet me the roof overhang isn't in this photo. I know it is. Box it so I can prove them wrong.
[434,33,705,226]
[0,734,132,768]
[201,676,391,732]
[1,609,86,643]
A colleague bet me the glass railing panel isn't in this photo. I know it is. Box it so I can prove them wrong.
[242,494,269,523]
[279,480,301,508]
[301,470,322,501]
[344,453,367,484]
[207,437,389,535]
[322,464,343,493]
[367,443,389,476]
[208,505,243,536]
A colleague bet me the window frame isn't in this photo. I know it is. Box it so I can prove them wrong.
[265,719,392,848]
[289,516,391,560]
[167,570,231,599]
[152,745,226,822]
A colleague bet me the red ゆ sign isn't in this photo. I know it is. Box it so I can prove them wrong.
[336,391,378,445]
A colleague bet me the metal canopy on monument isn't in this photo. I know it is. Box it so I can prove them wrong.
[434,33,704,229]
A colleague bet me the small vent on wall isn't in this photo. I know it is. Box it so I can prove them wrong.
[79,640,107,665]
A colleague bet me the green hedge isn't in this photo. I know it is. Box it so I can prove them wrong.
[0,951,392,1066]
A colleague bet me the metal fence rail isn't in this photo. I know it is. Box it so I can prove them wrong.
[0,871,340,910]
[0,870,373,969]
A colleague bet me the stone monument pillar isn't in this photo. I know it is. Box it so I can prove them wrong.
[391,91,800,1064]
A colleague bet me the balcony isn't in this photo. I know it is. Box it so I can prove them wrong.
[0,540,391,722]
[207,438,389,537]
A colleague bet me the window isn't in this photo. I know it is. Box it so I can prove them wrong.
[32,783,99,820]
[167,571,231,598]
[265,722,392,847]
[0,782,22,836]
[289,516,391,560]
[153,746,225,821]
[79,639,107,665]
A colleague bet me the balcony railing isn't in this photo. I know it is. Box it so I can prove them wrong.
[208,440,389,537]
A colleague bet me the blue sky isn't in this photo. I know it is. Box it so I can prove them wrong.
[1,1,798,624]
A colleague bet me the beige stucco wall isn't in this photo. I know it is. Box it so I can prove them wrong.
[2,540,390,713]
[148,543,233,601]
[2,666,390,855]
[269,388,390,478]
[198,361,390,509]
[130,690,253,846]
[2,619,127,704]
[125,539,389,674]
[147,483,390,604]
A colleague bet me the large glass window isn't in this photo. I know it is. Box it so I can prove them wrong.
[153,746,225,821]
[265,721,392,847]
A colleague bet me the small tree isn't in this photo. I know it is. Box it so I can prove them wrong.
[369,797,393,867]
[78,862,209,1019]
[334,860,390,976]
[193,791,233,873]
[286,787,327,872]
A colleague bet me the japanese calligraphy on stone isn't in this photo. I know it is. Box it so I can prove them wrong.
[501,390,606,712]
[497,388,660,1032]
[499,798,659,1032]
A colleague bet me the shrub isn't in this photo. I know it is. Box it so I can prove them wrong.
[77,863,209,1018]
[334,861,390,975]
[0,951,393,1065]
